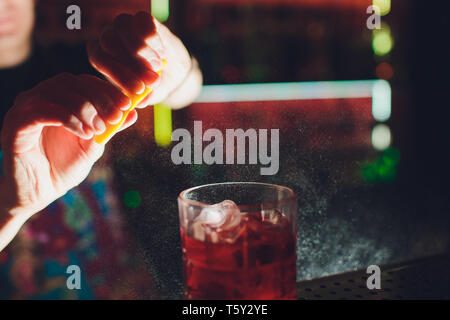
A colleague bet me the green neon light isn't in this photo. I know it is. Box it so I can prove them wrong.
[154,103,172,147]
[151,0,169,22]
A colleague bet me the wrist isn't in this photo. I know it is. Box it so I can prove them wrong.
[0,178,29,252]
[0,178,30,220]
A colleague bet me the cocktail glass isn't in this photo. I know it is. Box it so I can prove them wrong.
[178,182,297,300]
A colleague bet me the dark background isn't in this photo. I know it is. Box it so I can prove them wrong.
[30,0,450,298]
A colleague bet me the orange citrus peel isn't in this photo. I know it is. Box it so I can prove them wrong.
[94,60,166,144]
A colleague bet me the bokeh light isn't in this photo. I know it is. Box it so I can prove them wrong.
[373,0,391,16]
[372,29,393,56]
[371,124,391,151]
[361,147,400,183]
[124,190,142,208]
[376,62,394,80]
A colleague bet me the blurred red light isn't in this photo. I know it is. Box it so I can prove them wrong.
[376,62,394,80]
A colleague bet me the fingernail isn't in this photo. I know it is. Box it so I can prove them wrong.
[135,81,146,95]
[120,99,132,111]
[107,111,124,125]
[68,115,85,137]
[93,115,106,134]
[83,125,94,140]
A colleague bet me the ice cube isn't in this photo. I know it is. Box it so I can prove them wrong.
[215,200,243,244]
[188,218,208,242]
[261,209,282,223]
[215,200,241,230]
[261,209,289,229]
[199,207,227,227]
[189,200,243,243]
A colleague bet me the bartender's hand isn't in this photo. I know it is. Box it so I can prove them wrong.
[0,73,133,250]
[88,11,202,109]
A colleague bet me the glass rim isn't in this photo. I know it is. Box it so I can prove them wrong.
[178,182,297,210]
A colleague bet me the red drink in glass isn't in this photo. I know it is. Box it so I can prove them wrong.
[178,183,298,300]
[181,210,296,299]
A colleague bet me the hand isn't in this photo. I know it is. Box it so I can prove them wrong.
[0,73,134,218]
[87,11,193,109]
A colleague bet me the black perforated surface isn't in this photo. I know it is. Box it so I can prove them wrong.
[297,254,450,300]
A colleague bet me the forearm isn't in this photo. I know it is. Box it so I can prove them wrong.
[0,131,27,252]
[0,178,28,252]
[162,57,203,109]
